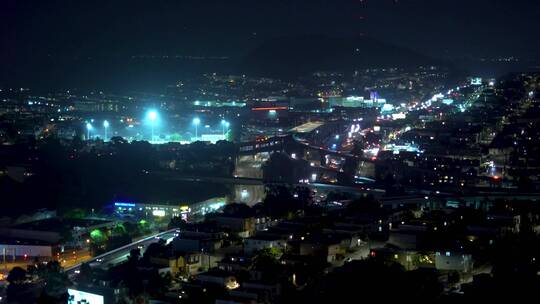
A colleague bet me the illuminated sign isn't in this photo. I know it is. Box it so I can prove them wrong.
[391,113,406,120]
[470,77,482,85]
[152,210,166,217]
[114,202,136,207]
[68,289,104,304]
[381,104,394,113]
[346,96,364,101]
[180,205,190,213]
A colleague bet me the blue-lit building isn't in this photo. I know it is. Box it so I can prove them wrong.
[110,198,227,222]
[112,201,190,220]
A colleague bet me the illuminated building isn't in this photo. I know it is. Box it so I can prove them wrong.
[113,201,190,219]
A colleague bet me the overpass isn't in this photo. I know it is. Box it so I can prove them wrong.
[238,134,375,163]
[151,171,386,197]
[236,135,376,183]
[380,192,540,208]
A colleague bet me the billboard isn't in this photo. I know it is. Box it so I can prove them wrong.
[470,77,482,85]
[68,289,104,304]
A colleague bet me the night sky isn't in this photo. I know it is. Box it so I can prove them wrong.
[1,0,539,89]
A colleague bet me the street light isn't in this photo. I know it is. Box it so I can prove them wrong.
[193,117,201,140]
[146,110,158,142]
[147,110,158,121]
[103,120,109,141]
[86,123,93,140]
[221,119,229,137]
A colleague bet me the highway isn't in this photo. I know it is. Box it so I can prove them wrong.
[64,229,179,277]
[380,192,540,207]
[153,172,387,198]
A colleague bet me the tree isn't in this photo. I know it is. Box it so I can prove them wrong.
[255,247,282,262]
[142,240,167,261]
[7,266,26,284]
[516,174,533,191]
[128,248,141,265]
[6,267,31,303]
[448,271,461,284]
[263,152,308,183]
[222,203,253,217]
[294,186,313,208]
[77,263,94,287]
[215,140,238,156]
[251,248,283,281]
[346,194,380,214]
[112,223,127,236]
[138,219,151,234]
[71,134,84,150]
[60,229,74,245]
[263,185,301,217]
[168,216,187,229]
[170,133,183,142]
[89,228,109,255]
[406,268,443,301]
[295,259,429,303]
[107,234,132,251]
[90,228,107,244]
[36,261,70,303]
[62,208,87,219]
[110,136,128,146]
[123,221,140,237]
[226,122,242,142]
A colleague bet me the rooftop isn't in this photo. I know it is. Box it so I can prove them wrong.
[289,121,324,133]
[0,236,55,246]
[13,217,112,232]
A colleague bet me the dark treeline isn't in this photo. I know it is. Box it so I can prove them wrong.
[0,136,236,216]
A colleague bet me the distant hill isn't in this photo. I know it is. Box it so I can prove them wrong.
[240,35,444,78]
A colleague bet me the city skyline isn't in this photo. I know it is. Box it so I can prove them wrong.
[0,1,539,304]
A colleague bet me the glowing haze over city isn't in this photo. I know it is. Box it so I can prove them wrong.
[0,1,539,303]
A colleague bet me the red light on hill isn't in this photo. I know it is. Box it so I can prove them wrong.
[251,106,288,111]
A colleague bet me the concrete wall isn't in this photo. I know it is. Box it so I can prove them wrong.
[0,244,52,257]
[435,253,473,272]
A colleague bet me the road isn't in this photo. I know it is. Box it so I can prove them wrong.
[64,229,179,277]
[327,240,386,271]
[59,249,92,269]
[380,192,540,208]
[154,172,386,195]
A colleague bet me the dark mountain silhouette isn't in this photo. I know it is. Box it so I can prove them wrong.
[241,35,445,78]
